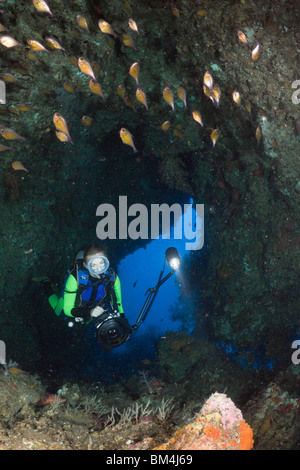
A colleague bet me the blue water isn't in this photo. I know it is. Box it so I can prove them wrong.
[217,341,274,370]
[115,200,201,352]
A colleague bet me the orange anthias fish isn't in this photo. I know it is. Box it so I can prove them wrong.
[212,84,221,107]
[7,367,25,374]
[237,30,248,45]
[63,82,75,94]
[232,90,241,106]
[202,85,210,103]
[89,79,106,101]
[45,37,65,51]
[0,35,22,48]
[203,83,218,105]
[120,128,138,153]
[128,18,139,35]
[98,20,117,38]
[78,57,96,80]
[56,130,73,144]
[171,6,180,18]
[129,62,140,86]
[53,112,71,138]
[177,86,187,108]
[203,71,213,90]
[117,84,126,100]
[163,87,175,112]
[27,39,49,52]
[251,43,260,62]
[27,51,40,63]
[123,0,132,12]
[16,104,33,112]
[12,161,29,172]
[92,62,100,75]
[245,101,251,114]
[173,127,183,139]
[1,73,19,83]
[0,127,26,141]
[81,115,92,126]
[192,110,203,127]
[255,126,262,144]
[210,128,219,147]
[76,15,89,33]
[0,143,12,151]
[69,56,77,66]
[136,88,148,110]
[122,34,136,50]
[32,0,53,17]
[161,120,171,131]
[124,96,135,111]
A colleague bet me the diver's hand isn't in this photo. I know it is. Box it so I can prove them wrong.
[90,306,106,318]
[71,306,90,319]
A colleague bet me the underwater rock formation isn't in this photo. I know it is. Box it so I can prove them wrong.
[154,392,253,450]
[244,382,300,450]
[0,363,45,420]
[0,361,299,450]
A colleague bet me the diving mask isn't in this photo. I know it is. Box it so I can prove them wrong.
[86,256,110,275]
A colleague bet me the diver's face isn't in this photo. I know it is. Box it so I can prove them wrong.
[89,258,106,273]
[86,254,109,276]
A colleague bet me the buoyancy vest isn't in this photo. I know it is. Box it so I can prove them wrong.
[62,258,118,310]
[77,267,116,307]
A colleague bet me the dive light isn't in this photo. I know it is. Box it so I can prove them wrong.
[131,247,181,333]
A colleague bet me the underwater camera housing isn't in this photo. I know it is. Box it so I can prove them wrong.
[95,311,132,351]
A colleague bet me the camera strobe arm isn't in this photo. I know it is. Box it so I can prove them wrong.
[131,269,174,332]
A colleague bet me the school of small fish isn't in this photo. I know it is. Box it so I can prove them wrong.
[0,0,265,163]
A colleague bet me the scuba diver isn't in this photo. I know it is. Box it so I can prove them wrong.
[41,245,132,351]
[38,245,181,352]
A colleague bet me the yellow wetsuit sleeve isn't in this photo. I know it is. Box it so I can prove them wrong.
[63,274,78,317]
[114,275,124,314]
